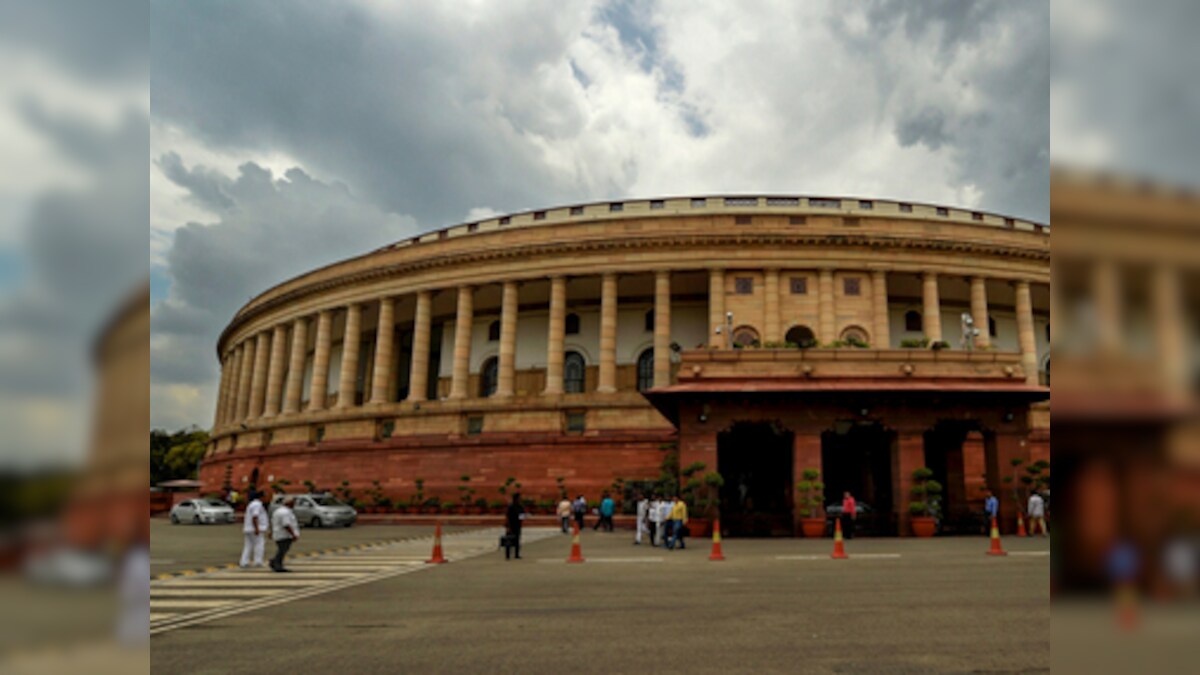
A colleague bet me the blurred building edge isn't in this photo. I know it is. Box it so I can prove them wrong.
[62,282,150,558]
[1051,169,1200,596]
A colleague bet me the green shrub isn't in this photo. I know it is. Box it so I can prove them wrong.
[795,467,825,518]
[900,337,930,348]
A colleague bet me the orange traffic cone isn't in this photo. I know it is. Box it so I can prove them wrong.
[1116,582,1139,632]
[831,518,848,559]
[425,521,448,564]
[986,516,1007,556]
[1016,513,1028,537]
[567,522,585,563]
[708,520,726,561]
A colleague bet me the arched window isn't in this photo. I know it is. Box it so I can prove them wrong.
[988,317,997,337]
[479,357,498,397]
[487,320,500,342]
[644,309,655,332]
[636,349,654,391]
[904,310,922,332]
[565,313,581,335]
[733,325,760,348]
[564,351,585,393]
[840,326,870,347]
[785,325,816,348]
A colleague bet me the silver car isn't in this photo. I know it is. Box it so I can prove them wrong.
[170,498,236,525]
[271,493,357,528]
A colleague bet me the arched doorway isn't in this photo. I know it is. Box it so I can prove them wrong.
[821,421,895,535]
[636,348,654,391]
[563,351,585,393]
[718,422,794,536]
[784,325,816,348]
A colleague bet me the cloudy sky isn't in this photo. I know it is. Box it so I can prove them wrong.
[146,0,1050,432]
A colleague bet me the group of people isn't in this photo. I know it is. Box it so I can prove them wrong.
[983,489,1050,535]
[239,491,301,572]
[550,492,692,550]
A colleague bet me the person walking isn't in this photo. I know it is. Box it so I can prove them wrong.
[667,495,689,550]
[572,494,587,530]
[269,495,300,573]
[504,493,526,560]
[595,492,615,532]
[557,496,572,533]
[634,492,649,545]
[1027,491,1047,536]
[239,490,268,567]
[984,490,1000,534]
[647,494,663,546]
[657,495,674,546]
[841,491,857,540]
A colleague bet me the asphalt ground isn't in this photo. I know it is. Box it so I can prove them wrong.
[151,527,1050,674]
[150,517,472,575]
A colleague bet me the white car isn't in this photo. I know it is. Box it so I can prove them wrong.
[170,498,236,525]
[271,493,357,528]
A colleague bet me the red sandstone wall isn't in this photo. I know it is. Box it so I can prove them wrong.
[200,429,675,505]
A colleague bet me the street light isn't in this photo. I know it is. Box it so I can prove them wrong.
[725,311,734,350]
[960,312,980,351]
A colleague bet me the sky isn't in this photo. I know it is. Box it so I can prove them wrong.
[144,0,1052,432]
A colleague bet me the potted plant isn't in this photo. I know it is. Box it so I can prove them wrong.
[411,478,425,512]
[457,475,474,514]
[421,496,440,515]
[555,476,567,501]
[472,497,488,514]
[908,467,942,537]
[795,468,826,537]
[488,499,505,514]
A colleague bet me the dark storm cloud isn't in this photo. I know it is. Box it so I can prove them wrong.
[0,0,147,82]
[150,155,417,387]
[151,1,592,228]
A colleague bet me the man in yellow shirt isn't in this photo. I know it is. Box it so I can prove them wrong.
[666,495,688,551]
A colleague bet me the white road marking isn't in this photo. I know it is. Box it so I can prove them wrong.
[151,599,238,609]
[152,588,286,597]
[775,553,901,560]
[1008,551,1051,557]
[149,613,175,622]
[150,528,559,636]
[538,557,663,563]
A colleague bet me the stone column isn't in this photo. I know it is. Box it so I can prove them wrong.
[597,273,618,393]
[970,276,990,348]
[448,286,474,400]
[497,281,519,398]
[709,268,725,348]
[369,297,395,404]
[653,270,671,388]
[792,433,823,535]
[872,271,890,349]
[922,272,942,342]
[543,276,567,395]
[263,324,288,417]
[336,304,362,408]
[892,431,926,536]
[1015,281,1038,385]
[308,310,333,410]
[247,331,271,418]
[213,354,231,428]
[1153,266,1188,396]
[1093,260,1121,355]
[764,267,781,343]
[235,339,255,421]
[818,269,835,344]
[407,291,432,402]
[282,316,308,414]
[227,345,244,423]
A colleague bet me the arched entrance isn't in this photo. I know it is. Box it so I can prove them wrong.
[821,421,895,535]
[718,422,794,536]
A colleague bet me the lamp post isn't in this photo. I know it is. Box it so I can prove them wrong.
[960,312,979,351]
[725,311,733,350]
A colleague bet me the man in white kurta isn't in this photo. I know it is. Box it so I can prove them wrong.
[634,494,649,545]
[270,496,301,572]
[240,492,269,567]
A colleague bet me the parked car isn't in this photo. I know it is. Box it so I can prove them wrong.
[170,498,236,525]
[824,501,879,536]
[270,493,357,528]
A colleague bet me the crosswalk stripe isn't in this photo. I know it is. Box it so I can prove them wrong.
[156,579,337,588]
[149,613,176,622]
[151,599,237,609]
[152,588,286,597]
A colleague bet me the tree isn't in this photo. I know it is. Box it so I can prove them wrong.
[158,427,210,481]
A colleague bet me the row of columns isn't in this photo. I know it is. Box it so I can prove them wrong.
[213,269,1047,428]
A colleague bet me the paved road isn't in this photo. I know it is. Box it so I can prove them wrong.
[150,518,471,575]
[151,528,1050,674]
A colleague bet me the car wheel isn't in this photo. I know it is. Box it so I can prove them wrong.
[343,522,352,528]
[170,514,179,524]
[310,517,321,528]
[192,515,201,524]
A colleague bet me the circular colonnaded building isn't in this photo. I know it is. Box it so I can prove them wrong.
[202,194,1050,536]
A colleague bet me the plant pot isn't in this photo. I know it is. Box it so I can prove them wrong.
[799,517,826,538]
[910,516,936,537]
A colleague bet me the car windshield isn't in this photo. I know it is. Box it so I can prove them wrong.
[312,495,343,506]
[202,499,228,507]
